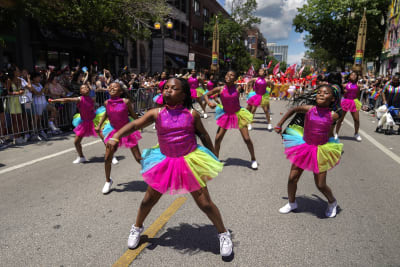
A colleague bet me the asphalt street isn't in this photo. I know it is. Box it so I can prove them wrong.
[1,100,400,267]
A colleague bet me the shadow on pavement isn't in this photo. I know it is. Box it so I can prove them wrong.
[337,136,358,142]
[282,194,342,219]
[145,223,237,258]
[87,155,126,163]
[0,163,5,168]
[222,158,251,169]
[113,180,148,193]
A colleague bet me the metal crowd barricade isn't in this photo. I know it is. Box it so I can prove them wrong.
[0,88,158,140]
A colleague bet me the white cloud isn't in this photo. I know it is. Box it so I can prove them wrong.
[287,51,304,65]
[225,0,306,41]
[296,32,305,43]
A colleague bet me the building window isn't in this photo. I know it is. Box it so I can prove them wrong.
[193,29,199,44]
[203,8,209,23]
[250,49,255,56]
[194,0,200,15]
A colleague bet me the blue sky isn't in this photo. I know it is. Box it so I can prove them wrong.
[217,0,307,64]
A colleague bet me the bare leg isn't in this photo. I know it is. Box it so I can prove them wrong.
[135,186,163,227]
[287,164,304,203]
[262,105,271,123]
[74,135,84,157]
[191,187,227,233]
[130,145,142,163]
[104,144,115,182]
[238,127,256,161]
[350,111,360,135]
[197,97,206,113]
[214,127,227,158]
[313,171,336,203]
[335,111,347,135]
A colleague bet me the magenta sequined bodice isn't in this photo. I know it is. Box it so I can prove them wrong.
[303,106,332,146]
[207,80,214,91]
[344,82,359,99]
[158,80,167,91]
[188,76,199,90]
[156,107,197,158]
[106,98,129,130]
[220,85,240,114]
[77,96,95,121]
[254,77,267,95]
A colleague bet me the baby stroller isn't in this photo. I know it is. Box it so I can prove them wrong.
[375,105,400,135]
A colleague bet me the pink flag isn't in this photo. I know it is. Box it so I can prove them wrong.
[267,60,272,69]
[298,65,305,77]
[273,62,280,76]
[247,65,255,77]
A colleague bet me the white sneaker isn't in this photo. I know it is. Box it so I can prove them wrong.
[251,160,258,169]
[127,225,144,249]
[39,130,48,139]
[203,113,208,119]
[325,200,337,218]
[102,179,113,194]
[354,134,362,142]
[334,133,338,140]
[279,202,298,214]
[72,156,88,164]
[248,124,252,131]
[112,156,119,165]
[49,121,60,132]
[267,124,273,130]
[218,231,233,257]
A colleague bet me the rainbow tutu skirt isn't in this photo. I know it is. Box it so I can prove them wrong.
[72,106,106,137]
[283,125,343,174]
[141,145,223,194]
[153,94,163,105]
[341,98,361,112]
[191,87,205,99]
[102,117,142,148]
[247,91,270,107]
[215,104,253,129]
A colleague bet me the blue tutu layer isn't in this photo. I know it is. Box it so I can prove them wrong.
[247,91,256,101]
[72,106,106,127]
[102,116,133,138]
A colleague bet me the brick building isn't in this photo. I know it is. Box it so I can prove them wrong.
[245,27,267,60]
[188,0,229,71]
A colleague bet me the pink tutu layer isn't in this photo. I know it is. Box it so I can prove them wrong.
[104,129,142,148]
[142,157,202,194]
[73,121,97,137]
[285,143,319,174]
[247,94,262,106]
[190,89,198,99]
[341,98,357,112]
[216,113,239,129]
[155,95,163,105]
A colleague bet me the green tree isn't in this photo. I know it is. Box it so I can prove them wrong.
[293,0,391,70]
[1,0,169,61]
[205,0,261,73]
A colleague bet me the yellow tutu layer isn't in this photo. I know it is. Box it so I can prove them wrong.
[184,147,224,187]
[196,87,205,97]
[236,108,253,128]
[354,99,362,111]
[261,94,270,107]
[317,141,343,172]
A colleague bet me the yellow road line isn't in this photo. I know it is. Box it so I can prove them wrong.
[112,197,187,267]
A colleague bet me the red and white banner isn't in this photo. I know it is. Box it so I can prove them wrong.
[273,62,280,76]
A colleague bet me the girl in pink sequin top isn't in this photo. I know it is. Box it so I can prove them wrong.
[187,69,207,118]
[96,82,142,194]
[335,72,362,141]
[49,84,98,164]
[204,70,258,169]
[275,84,343,218]
[106,77,233,256]
[246,68,273,130]
[152,71,168,106]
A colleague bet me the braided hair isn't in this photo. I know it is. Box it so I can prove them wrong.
[316,83,341,111]
[174,77,193,109]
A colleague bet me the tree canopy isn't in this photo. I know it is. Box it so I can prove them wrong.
[293,0,391,70]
